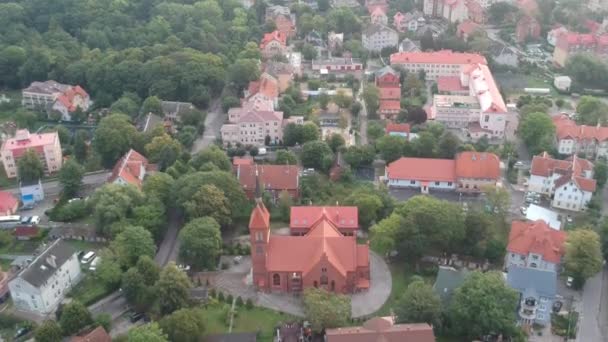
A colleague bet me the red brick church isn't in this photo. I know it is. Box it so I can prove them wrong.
[248,193,370,293]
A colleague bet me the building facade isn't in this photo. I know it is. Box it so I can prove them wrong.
[235,163,300,201]
[553,32,608,67]
[22,81,90,121]
[375,66,402,120]
[507,266,556,326]
[505,220,566,272]
[528,152,596,212]
[311,58,364,78]
[260,31,288,59]
[108,149,152,189]
[362,24,399,52]
[9,240,82,314]
[553,115,608,159]
[221,110,285,146]
[326,317,436,342]
[1,129,62,179]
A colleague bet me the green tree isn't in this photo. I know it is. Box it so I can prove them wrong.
[184,185,231,226]
[326,133,345,152]
[73,130,89,163]
[449,271,520,339]
[94,114,139,168]
[301,43,318,60]
[132,199,166,240]
[227,59,261,92]
[576,96,608,125]
[362,85,380,118]
[594,159,608,188]
[157,263,192,315]
[95,248,123,287]
[344,145,376,168]
[143,172,175,206]
[141,96,163,116]
[127,323,168,342]
[111,225,156,268]
[301,141,334,172]
[221,96,240,113]
[412,131,438,157]
[303,288,351,333]
[145,133,182,164]
[90,184,145,236]
[189,146,232,171]
[366,121,384,142]
[333,90,352,109]
[275,150,297,165]
[438,132,462,158]
[18,149,44,182]
[483,185,511,217]
[122,256,159,311]
[345,192,383,228]
[111,96,140,118]
[564,229,603,288]
[95,313,112,332]
[395,279,441,325]
[518,112,555,155]
[159,308,206,342]
[59,301,93,336]
[174,171,247,216]
[179,217,222,270]
[35,320,62,342]
[59,159,84,198]
[376,135,405,163]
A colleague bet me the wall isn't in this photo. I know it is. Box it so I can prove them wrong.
[388,178,456,190]
[552,182,592,212]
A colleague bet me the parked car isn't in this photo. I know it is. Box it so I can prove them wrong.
[553,301,563,313]
[81,251,96,264]
[89,256,101,271]
[29,216,40,225]
[130,312,144,323]
[14,326,31,339]
[520,206,528,215]
[566,215,573,224]
[19,217,30,225]
[566,276,574,288]
[514,161,524,168]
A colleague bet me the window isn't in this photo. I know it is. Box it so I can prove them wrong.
[273,273,280,286]
[435,181,440,186]
[410,180,415,185]
[448,182,452,186]
[320,274,328,285]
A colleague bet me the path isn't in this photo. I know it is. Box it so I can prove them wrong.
[358,80,368,146]
[227,297,237,333]
[154,209,182,266]
[192,99,224,153]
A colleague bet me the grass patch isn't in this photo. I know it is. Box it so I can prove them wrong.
[201,301,294,342]
[0,240,40,256]
[67,274,114,306]
[0,259,12,271]
[64,240,106,253]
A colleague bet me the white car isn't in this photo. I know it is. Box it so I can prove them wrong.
[520,206,528,215]
[29,216,40,225]
[514,161,524,168]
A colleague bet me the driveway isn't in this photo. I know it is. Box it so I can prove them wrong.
[351,251,391,318]
[389,187,483,205]
[192,99,224,153]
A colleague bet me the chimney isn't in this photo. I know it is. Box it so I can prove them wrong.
[46,255,57,268]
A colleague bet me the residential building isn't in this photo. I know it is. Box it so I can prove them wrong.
[108,149,153,189]
[326,317,436,342]
[260,31,288,59]
[457,20,481,41]
[552,114,608,159]
[22,81,90,121]
[390,51,488,80]
[516,16,541,43]
[71,326,112,342]
[553,76,572,92]
[432,266,470,305]
[311,58,364,79]
[0,191,18,216]
[547,26,568,46]
[249,196,370,293]
[290,206,358,236]
[371,7,388,25]
[331,0,360,7]
[528,152,596,211]
[264,61,294,93]
[385,123,411,139]
[234,163,300,201]
[385,152,500,193]
[9,239,82,315]
[398,38,421,53]
[423,0,469,23]
[505,220,566,272]
[365,0,389,13]
[288,52,302,77]
[221,110,285,146]
[375,66,401,120]
[507,265,557,326]
[14,226,39,241]
[265,5,296,38]
[553,32,608,67]
[20,180,44,207]
[425,62,508,140]
[1,129,62,179]
[244,73,280,108]
[362,24,399,52]
[393,11,425,32]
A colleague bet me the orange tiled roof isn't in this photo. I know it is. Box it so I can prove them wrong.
[0,191,17,214]
[250,202,270,229]
[553,115,608,142]
[507,220,566,263]
[437,76,467,92]
[455,152,500,180]
[530,152,596,192]
[457,20,480,37]
[56,85,88,112]
[385,123,410,134]
[260,30,287,49]
[390,50,487,65]
[247,73,279,100]
[387,157,456,182]
[108,149,149,189]
[326,317,435,342]
[71,326,112,342]
[290,206,358,231]
[236,164,299,192]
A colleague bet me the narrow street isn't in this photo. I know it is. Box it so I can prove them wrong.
[576,265,608,342]
[191,99,224,153]
[358,80,368,146]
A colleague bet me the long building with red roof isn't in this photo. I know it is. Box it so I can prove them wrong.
[390,50,488,79]
[326,317,436,342]
[235,163,300,202]
[553,32,608,67]
[385,152,500,193]
[249,191,370,293]
[505,220,566,272]
[528,152,596,212]
[552,114,608,159]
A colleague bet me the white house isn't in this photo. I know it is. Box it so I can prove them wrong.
[553,76,572,92]
[552,115,608,160]
[528,152,596,212]
[9,240,82,315]
[362,24,399,52]
[505,220,566,273]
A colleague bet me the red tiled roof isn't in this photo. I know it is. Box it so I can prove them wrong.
[237,164,299,192]
[553,115,608,142]
[1,130,58,155]
[437,76,466,92]
[250,202,270,229]
[247,73,279,100]
[291,206,358,230]
[379,100,401,112]
[260,30,287,49]
[457,20,480,37]
[0,192,18,215]
[530,152,571,177]
[530,153,596,192]
[507,220,566,264]
[326,318,435,342]
[14,226,39,237]
[108,149,149,189]
[390,50,487,65]
[238,110,283,123]
[71,326,112,342]
[56,85,89,112]
[385,123,410,134]
[455,152,500,180]
[387,157,456,182]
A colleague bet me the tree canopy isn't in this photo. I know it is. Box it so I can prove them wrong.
[303,288,351,333]
[178,217,223,270]
[564,228,603,288]
[18,149,44,182]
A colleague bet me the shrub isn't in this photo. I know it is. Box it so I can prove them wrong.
[226,294,234,304]
[245,298,254,310]
[209,289,216,298]
[218,292,225,302]
[221,262,229,270]
[236,297,244,307]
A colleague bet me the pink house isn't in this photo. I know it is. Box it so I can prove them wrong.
[366,0,389,14]
[0,129,62,179]
[244,73,280,108]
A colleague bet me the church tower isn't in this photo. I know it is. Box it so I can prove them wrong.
[249,168,270,291]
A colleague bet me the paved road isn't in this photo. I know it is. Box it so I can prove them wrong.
[154,209,182,266]
[192,99,224,153]
[4,171,110,197]
[358,80,368,146]
[576,265,608,342]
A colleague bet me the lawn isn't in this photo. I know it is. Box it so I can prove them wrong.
[64,240,106,253]
[202,301,295,342]
[0,240,41,256]
[67,273,114,306]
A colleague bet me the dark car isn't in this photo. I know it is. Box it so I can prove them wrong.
[553,301,563,313]
[130,312,144,323]
[14,326,31,339]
